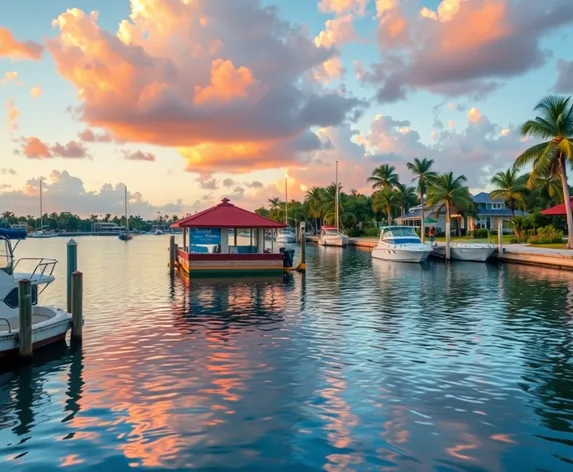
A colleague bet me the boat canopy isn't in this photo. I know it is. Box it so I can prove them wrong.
[0,228,27,240]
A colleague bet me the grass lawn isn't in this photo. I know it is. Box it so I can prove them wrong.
[433,235,514,244]
[526,243,568,249]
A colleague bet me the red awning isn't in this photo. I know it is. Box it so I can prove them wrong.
[171,198,286,229]
[541,197,573,216]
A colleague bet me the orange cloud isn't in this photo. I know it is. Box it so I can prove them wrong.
[7,99,19,132]
[122,150,156,161]
[314,15,359,48]
[0,27,43,60]
[319,0,368,15]
[45,2,363,172]
[20,136,90,159]
[1,71,23,86]
[30,86,42,98]
[314,57,345,83]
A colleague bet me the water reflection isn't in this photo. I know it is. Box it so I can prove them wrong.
[1,239,573,470]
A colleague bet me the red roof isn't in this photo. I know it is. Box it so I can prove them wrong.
[541,197,573,216]
[172,198,286,229]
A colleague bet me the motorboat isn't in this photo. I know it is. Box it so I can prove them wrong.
[275,227,295,244]
[319,226,348,247]
[432,242,496,262]
[152,229,164,235]
[372,226,433,263]
[0,228,72,360]
[28,230,56,238]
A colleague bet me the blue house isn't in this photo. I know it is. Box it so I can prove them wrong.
[468,192,527,233]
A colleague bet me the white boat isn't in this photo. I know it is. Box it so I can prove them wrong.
[28,179,56,238]
[0,228,72,360]
[152,229,164,235]
[372,226,433,263]
[319,226,348,247]
[432,242,496,262]
[28,230,56,239]
[276,227,295,244]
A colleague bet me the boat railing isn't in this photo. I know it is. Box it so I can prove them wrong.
[12,257,58,282]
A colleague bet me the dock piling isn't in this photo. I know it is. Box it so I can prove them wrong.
[18,279,33,359]
[169,235,176,274]
[497,218,503,257]
[297,222,307,271]
[445,220,451,260]
[66,239,78,313]
[71,271,83,340]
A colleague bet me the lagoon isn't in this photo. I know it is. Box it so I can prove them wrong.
[1,236,573,471]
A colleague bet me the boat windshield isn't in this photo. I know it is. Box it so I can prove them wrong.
[382,227,418,239]
[324,229,338,235]
[0,238,13,273]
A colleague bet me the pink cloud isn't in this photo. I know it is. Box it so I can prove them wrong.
[30,86,42,98]
[363,0,573,102]
[122,150,156,161]
[46,2,364,172]
[78,128,113,143]
[0,27,44,60]
[7,99,19,132]
[318,0,368,15]
[20,137,90,159]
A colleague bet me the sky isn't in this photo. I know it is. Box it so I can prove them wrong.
[1,0,573,219]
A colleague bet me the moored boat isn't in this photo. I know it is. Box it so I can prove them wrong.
[371,226,433,263]
[275,227,295,244]
[432,242,496,262]
[0,229,72,360]
[319,226,348,247]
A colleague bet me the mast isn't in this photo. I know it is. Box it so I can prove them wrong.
[335,160,339,232]
[39,179,43,231]
[284,176,288,226]
[124,185,129,235]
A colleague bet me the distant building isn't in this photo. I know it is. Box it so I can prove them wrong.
[91,222,124,233]
[10,223,28,232]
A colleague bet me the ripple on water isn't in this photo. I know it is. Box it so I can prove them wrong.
[1,239,573,470]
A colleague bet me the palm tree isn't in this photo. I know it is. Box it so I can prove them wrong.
[407,157,437,242]
[514,95,573,248]
[395,183,418,217]
[530,171,563,208]
[427,173,473,252]
[367,164,399,190]
[267,197,283,222]
[372,188,401,225]
[305,187,325,233]
[489,169,528,217]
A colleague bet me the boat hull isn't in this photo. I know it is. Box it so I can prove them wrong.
[276,236,295,244]
[0,306,72,360]
[372,247,431,263]
[433,245,496,262]
[319,236,347,247]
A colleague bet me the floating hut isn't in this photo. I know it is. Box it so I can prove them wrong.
[171,198,287,276]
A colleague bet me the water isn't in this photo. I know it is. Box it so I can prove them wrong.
[1,236,573,471]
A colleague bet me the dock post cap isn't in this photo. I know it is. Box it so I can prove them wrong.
[67,239,78,246]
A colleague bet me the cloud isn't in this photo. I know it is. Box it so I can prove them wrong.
[1,71,23,86]
[364,0,573,102]
[0,184,10,190]
[245,181,263,188]
[121,150,156,161]
[19,137,90,159]
[314,56,346,83]
[553,59,573,93]
[30,86,42,98]
[46,2,365,172]
[78,128,114,143]
[1,168,17,176]
[222,178,235,187]
[0,27,44,60]
[7,99,19,132]
[197,177,219,190]
[318,0,368,15]
[314,15,360,48]
[0,170,198,219]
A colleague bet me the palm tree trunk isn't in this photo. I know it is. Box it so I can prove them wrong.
[445,205,451,260]
[420,194,425,243]
[559,157,573,249]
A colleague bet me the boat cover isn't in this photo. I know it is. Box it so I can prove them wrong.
[0,228,27,240]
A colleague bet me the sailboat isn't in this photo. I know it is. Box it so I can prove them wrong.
[29,179,55,238]
[319,160,348,247]
[118,185,133,241]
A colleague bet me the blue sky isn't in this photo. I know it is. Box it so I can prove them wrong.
[1,0,573,217]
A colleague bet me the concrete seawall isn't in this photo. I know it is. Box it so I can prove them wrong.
[306,235,573,271]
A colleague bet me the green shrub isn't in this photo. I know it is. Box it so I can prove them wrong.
[363,227,379,237]
[469,228,489,238]
[527,225,563,245]
[347,228,362,237]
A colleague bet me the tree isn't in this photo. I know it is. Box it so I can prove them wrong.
[514,95,573,248]
[427,172,473,246]
[407,157,437,242]
[394,183,418,217]
[367,164,399,190]
[305,187,325,232]
[489,169,528,217]
[267,197,284,223]
[372,188,401,225]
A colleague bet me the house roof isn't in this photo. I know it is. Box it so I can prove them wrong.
[472,192,502,204]
[541,197,573,216]
[171,198,287,229]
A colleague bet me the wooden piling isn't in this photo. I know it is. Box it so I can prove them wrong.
[66,239,78,313]
[18,279,33,359]
[169,235,176,274]
[497,217,503,257]
[298,222,307,271]
[71,271,83,340]
[445,219,451,260]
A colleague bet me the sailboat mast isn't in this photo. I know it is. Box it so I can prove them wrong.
[125,185,129,235]
[335,160,339,231]
[284,176,288,226]
[39,179,43,231]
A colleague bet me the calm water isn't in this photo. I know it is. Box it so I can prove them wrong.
[1,236,573,471]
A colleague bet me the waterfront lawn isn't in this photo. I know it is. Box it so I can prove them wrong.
[433,235,514,244]
[526,243,568,249]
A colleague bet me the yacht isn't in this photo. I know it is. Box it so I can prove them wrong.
[0,228,72,359]
[432,242,496,262]
[372,226,433,263]
[276,227,295,244]
[319,226,348,247]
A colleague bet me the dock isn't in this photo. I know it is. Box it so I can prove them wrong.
[306,235,573,270]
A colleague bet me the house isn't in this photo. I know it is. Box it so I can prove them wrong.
[395,192,527,234]
[91,222,124,234]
